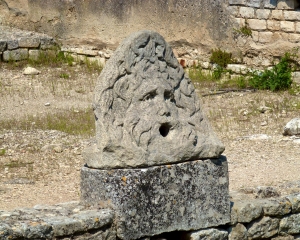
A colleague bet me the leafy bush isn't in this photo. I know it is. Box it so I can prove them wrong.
[210,48,234,68]
[249,52,297,91]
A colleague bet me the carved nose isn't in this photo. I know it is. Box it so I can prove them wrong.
[158,103,170,116]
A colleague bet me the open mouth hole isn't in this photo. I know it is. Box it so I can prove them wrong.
[159,123,171,137]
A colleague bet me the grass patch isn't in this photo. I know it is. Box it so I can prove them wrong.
[0,149,5,156]
[59,73,70,79]
[0,109,95,136]
[4,162,33,168]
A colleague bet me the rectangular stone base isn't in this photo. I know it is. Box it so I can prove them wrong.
[80,157,230,240]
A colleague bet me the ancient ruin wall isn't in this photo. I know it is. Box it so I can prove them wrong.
[0,0,233,54]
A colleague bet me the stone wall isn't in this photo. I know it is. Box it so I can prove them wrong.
[1,0,300,67]
[0,0,233,57]
[228,0,300,67]
[2,192,300,239]
[0,26,57,61]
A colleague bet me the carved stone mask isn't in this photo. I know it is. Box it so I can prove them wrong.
[84,30,224,169]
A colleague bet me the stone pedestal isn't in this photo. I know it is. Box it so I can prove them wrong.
[81,157,230,240]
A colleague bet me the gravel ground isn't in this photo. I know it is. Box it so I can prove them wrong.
[1,63,300,210]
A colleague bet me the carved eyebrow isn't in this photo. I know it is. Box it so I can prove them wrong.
[138,85,158,100]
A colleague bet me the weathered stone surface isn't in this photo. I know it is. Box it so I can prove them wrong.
[186,228,228,240]
[7,40,18,50]
[286,194,300,213]
[279,213,300,235]
[0,202,115,240]
[271,10,284,20]
[3,49,28,61]
[267,20,281,31]
[258,198,292,216]
[283,118,300,136]
[277,0,298,9]
[18,37,40,48]
[23,67,40,75]
[248,19,267,31]
[254,186,280,198]
[40,37,57,50]
[239,7,255,18]
[284,11,300,21]
[229,0,247,4]
[231,200,263,224]
[0,40,6,52]
[248,217,280,239]
[85,30,224,169]
[256,9,271,19]
[281,21,295,33]
[81,157,230,240]
[29,49,40,61]
[228,223,247,240]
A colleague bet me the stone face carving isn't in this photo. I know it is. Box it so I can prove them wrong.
[85,30,224,169]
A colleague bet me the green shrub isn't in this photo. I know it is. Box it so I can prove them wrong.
[249,52,296,91]
[210,48,234,68]
[233,24,252,37]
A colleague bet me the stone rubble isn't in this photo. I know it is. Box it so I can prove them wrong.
[283,118,300,136]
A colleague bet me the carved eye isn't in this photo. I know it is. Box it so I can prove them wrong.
[142,91,157,101]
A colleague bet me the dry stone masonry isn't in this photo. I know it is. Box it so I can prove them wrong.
[0,26,57,62]
[81,30,230,240]
[1,193,300,239]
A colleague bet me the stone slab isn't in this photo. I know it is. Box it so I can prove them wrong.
[81,157,230,240]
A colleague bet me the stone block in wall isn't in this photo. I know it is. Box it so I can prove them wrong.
[7,40,18,50]
[286,194,300,213]
[281,21,295,32]
[248,19,267,30]
[240,7,255,18]
[257,198,292,216]
[256,9,271,19]
[228,223,248,240]
[29,50,41,61]
[228,6,239,16]
[259,31,277,43]
[0,41,6,52]
[18,37,40,48]
[81,158,230,240]
[283,10,300,20]
[229,0,247,5]
[247,217,280,239]
[231,200,263,224]
[247,0,261,8]
[288,33,300,42]
[40,37,57,50]
[279,213,300,235]
[263,0,277,9]
[62,46,98,56]
[186,228,228,240]
[277,0,299,9]
[271,10,284,20]
[295,22,300,33]
[267,20,281,31]
[234,18,246,27]
[3,49,28,61]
